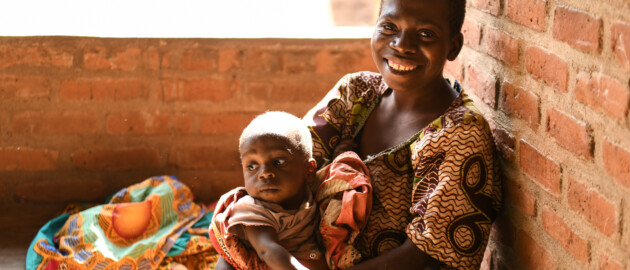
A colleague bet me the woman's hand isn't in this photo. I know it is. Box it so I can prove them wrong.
[346,238,439,270]
[214,256,236,270]
[332,139,357,159]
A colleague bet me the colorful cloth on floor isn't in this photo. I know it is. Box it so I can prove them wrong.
[27,175,219,270]
[315,151,372,269]
[304,72,503,270]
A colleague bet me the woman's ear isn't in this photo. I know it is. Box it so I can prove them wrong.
[447,32,464,61]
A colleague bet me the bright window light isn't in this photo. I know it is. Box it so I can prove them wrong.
[2,0,375,38]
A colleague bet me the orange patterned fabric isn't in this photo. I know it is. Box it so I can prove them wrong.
[315,151,372,269]
[304,72,502,269]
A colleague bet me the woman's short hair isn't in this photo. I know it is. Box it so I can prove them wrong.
[239,111,313,159]
[378,0,466,37]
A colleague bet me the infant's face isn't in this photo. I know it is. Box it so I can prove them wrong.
[240,135,310,210]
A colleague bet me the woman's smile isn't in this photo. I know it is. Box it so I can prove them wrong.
[387,59,419,72]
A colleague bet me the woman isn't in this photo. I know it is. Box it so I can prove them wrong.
[302,0,502,269]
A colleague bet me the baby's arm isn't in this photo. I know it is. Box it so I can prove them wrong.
[243,225,309,270]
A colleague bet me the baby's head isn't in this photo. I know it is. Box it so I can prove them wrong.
[238,111,315,209]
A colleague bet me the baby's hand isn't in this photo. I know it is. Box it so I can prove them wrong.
[332,139,357,159]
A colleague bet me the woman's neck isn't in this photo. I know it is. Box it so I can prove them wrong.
[386,78,457,115]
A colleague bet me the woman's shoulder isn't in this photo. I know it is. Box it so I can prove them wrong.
[437,89,493,139]
[338,71,387,95]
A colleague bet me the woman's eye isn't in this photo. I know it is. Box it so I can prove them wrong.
[247,164,258,171]
[381,23,396,32]
[274,159,286,166]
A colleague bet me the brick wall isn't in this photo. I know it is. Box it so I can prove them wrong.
[1,1,629,269]
[448,0,630,269]
[0,37,375,205]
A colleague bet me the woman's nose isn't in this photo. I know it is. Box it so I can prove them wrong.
[389,31,417,54]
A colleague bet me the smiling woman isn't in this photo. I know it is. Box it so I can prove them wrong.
[1,0,375,38]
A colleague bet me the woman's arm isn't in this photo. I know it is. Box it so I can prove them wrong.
[214,256,236,270]
[346,238,439,270]
[243,225,309,270]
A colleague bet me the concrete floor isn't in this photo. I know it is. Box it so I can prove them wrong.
[0,204,62,270]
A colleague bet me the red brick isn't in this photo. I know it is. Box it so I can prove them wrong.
[106,112,169,135]
[175,114,193,134]
[505,177,536,216]
[444,56,463,83]
[269,81,334,103]
[525,46,568,92]
[466,65,497,108]
[492,126,516,162]
[72,147,160,170]
[60,79,147,100]
[546,109,593,158]
[515,230,557,269]
[0,147,58,171]
[552,6,602,53]
[0,44,73,68]
[471,0,501,16]
[163,78,237,102]
[84,47,158,71]
[542,207,590,263]
[177,171,243,202]
[315,48,375,74]
[168,145,240,170]
[611,21,630,69]
[519,140,561,195]
[462,18,481,51]
[15,179,106,203]
[506,0,547,31]
[180,49,218,71]
[0,76,50,99]
[598,254,624,270]
[484,27,519,67]
[242,50,281,72]
[500,81,540,129]
[281,50,317,73]
[575,73,629,121]
[12,111,99,135]
[218,48,241,72]
[602,140,630,189]
[200,113,257,135]
[567,178,618,237]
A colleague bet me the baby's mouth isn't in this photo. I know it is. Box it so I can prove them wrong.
[387,59,418,72]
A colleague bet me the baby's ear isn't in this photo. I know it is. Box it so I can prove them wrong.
[307,158,317,174]
[306,158,317,182]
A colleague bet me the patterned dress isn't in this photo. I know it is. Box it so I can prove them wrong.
[304,72,502,269]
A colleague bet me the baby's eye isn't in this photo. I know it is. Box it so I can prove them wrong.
[247,164,259,171]
[274,159,286,166]
[419,30,436,38]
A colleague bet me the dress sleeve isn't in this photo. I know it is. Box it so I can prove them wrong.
[406,112,502,270]
[303,74,354,168]
[225,196,278,239]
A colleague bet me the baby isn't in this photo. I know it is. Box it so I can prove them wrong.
[211,111,328,270]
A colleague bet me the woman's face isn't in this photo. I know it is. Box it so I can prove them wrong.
[240,135,312,210]
[371,0,462,93]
